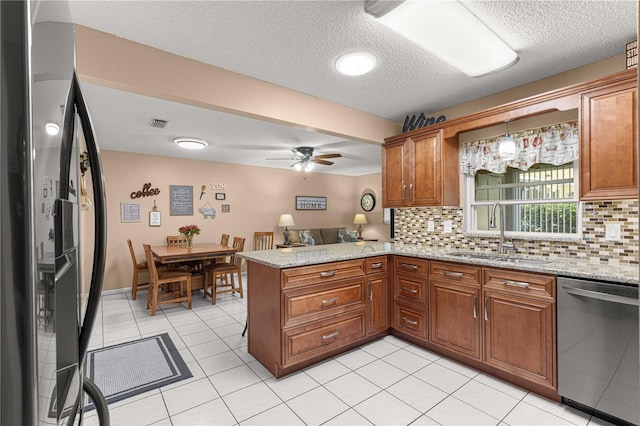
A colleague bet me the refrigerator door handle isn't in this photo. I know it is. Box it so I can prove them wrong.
[72,73,108,362]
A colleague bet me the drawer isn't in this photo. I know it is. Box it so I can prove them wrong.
[365,256,388,274]
[282,259,365,289]
[282,277,365,327]
[394,256,428,276]
[394,274,428,307]
[430,261,481,286]
[393,303,428,340]
[283,309,366,367]
[483,268,555,299]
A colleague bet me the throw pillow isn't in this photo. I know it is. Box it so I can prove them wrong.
[299,230,316,245]
[338,229,359,243]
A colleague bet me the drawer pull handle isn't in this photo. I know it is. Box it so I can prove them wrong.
[443,270,464,278]
[502,279,530,288]
[401,286,418,294]
[370,262,384,269]
[322,331,340,340]
[473,294,477,319]
[319,270,338,277]
[400,263,418,270]
[401,316,418,325]
[321,297,339,305]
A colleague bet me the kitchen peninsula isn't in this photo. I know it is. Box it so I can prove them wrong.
[239,242,638,400]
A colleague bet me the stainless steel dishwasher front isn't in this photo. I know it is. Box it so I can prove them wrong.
[557,276,639,425]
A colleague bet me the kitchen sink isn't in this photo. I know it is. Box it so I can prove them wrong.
[448,252,551,265]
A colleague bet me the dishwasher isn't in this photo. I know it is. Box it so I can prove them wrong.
[557,277,639,425]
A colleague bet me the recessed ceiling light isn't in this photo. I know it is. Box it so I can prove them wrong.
[45,122,59,136]
[335,51,377,76]
[174,138,208,150]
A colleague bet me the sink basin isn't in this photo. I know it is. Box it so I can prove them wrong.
[502,257,551,265]
[448,252,551,265]
[448,253,502,261]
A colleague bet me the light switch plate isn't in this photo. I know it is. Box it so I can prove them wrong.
[443,220,453,233]
[427,220,435,232]
[605,223,621,241]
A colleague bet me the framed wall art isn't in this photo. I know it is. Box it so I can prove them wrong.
[295,196,326,210]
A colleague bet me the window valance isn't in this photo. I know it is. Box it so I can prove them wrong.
[460,121,578,175]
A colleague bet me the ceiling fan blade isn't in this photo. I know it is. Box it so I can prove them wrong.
[266,157,297,160]
[313,159,334,166]
[315,153,342,159]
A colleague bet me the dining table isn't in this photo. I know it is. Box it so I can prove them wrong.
[150,243,237,291]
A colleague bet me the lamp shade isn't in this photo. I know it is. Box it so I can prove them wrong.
[278,214,295,227]
[353,214,368,225]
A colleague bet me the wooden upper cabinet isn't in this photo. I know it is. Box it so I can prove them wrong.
[580,77,638,200]
[382,129,459,207]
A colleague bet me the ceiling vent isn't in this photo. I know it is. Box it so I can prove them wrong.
[148,118,169,129]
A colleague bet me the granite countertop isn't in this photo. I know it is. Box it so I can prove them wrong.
[238,242,639,285]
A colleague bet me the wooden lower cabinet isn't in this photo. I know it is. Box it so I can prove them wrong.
[365,256,389,336]
[429,280,481,360]
[482,268,556,390]
[283,309,366,367]
[393,302,428,340]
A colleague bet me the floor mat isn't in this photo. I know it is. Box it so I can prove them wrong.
[84,333,191,409]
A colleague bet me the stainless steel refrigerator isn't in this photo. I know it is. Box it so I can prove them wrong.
[1,1,109,424]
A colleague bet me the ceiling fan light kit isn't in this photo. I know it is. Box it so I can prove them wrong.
[268,146,342,172]
[174,137,208,150]
[365,0,518,77]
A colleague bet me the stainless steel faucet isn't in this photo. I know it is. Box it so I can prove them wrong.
[490,202,515,254]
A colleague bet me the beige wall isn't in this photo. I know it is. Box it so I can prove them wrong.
[102,150,388,291]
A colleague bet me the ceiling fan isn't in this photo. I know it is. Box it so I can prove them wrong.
[267,146,342,171]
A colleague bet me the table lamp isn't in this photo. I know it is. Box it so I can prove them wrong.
[353,213,368,238]
[278,214,296,245]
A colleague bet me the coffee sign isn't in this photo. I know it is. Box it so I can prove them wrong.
[131,182,160,199]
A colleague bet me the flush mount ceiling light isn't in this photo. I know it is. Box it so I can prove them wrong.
[364,0,518,77]
[335,51,377,76]
[45,122,60,136]
[173,137,208,150]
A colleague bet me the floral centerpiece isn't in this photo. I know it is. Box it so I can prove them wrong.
[178,224,201,248]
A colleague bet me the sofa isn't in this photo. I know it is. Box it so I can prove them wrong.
[287,227,359,245]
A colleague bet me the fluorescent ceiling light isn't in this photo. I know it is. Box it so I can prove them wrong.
[365,0,518,77]
[174,138,208,150]
[45,122,59,136]
[335,51,377,76]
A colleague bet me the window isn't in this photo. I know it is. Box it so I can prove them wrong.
[465,162,580,236]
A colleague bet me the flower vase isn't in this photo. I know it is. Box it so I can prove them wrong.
[186,235,193,248]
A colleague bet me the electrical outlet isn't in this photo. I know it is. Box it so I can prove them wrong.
[443,220,453,233]
[605,223,621,241]
[427,220,435,232]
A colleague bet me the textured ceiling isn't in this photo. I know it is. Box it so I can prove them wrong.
[69,0,637,175]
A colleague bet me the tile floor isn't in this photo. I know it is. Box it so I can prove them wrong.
[83,280,615,426]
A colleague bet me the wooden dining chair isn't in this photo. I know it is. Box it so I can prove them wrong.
[143,244,192,316]
[203,237,245,304]
[253,231,274,251]
[167,235,188,247]
[220,233,230,247]
[127,239,150,300]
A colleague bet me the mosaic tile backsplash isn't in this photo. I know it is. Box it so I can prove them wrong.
[394,200,639,266]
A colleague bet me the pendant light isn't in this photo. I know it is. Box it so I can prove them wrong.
[498,121,516,161]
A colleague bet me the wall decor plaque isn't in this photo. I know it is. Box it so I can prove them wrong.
[170,185,193,216]
[121,202,141,223]
[296,196,327,210]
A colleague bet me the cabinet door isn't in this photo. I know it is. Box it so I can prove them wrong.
[429,280,481,360]
[483,290,555,389]
[366,273,388,335]
[580,82,638,200]
[412,132,442,206]
[382,141,409,207]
